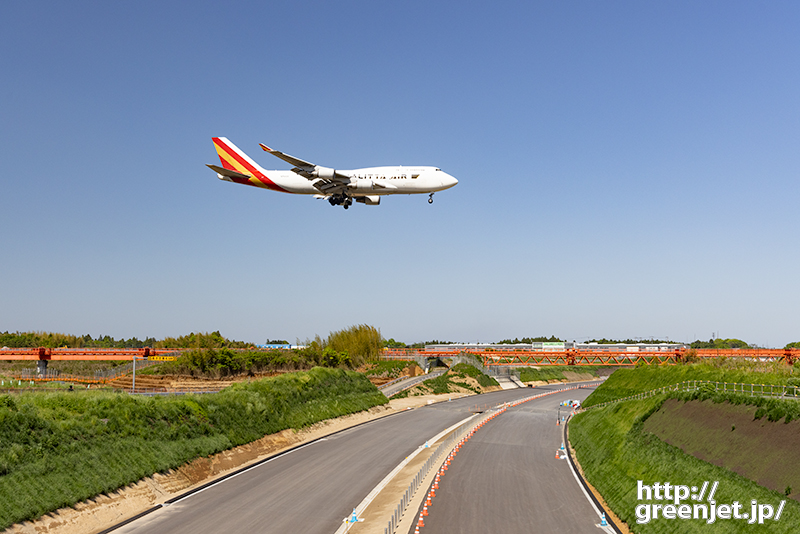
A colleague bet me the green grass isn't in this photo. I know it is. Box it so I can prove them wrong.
[0,367,386,529]
[570,396,800,533]
[583,361,796,407]
[405,364,498,396]
[518,365,602,382]
[450,363,499,388]
[388,388,410,399]
[361,360,416,378]
[669,388,800,423]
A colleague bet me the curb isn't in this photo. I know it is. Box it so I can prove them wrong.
[563,415,623,533]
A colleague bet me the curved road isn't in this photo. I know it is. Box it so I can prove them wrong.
[417,386,601,533]
[114,384,600,534]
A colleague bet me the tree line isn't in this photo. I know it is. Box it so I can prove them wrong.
[3,330,799,352]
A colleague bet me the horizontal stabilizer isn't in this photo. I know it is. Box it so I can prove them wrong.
[206,164,251,180]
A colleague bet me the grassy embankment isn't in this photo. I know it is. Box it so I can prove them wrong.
[390,364,498,398]
[519,365,603,382]
[582,361,795,408]
[360,360,419,379]
[0,367,386,530]
[570,362,800,533]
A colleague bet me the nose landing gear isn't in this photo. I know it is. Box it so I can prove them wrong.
[428,193,434,204]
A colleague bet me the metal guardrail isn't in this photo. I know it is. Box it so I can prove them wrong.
[589,380,800,410]
[381,370,447,397]
[384,414,480,534]
[378,376,408,390]
[10,369,104,383]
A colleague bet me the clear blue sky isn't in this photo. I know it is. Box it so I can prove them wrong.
[2,1,798,347]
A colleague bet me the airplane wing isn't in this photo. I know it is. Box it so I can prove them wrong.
[259,144,314,169]
[259,143,351,194]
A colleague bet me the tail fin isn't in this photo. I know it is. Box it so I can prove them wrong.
[209,137,288,192]
[212,137,262,176]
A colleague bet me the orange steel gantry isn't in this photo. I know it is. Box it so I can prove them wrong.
[0,347,176,361]
[0,347,183,378]
[3,347,798,368]
[381,348,800,366]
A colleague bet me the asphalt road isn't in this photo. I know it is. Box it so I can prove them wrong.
[114,388,542,534]
[418,386,600,533]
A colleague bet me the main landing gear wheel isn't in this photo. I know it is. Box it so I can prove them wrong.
[328,194,353,209]
[428,193,434,204]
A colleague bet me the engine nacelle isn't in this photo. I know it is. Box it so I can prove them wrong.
[352,179,374,191]
[355,195,381,206]
[312,166,336,180]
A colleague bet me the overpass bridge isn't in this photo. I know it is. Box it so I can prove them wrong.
[382,347,800,367]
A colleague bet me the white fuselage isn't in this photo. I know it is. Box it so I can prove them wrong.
[247,165,458,196]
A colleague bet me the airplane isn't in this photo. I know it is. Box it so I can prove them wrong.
[207,137,458,209]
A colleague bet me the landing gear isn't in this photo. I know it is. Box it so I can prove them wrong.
[328,194,353,209]
[428,193,434,204]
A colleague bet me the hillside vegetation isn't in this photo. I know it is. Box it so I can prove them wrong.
[391,364,498,398]
[583,360,799,407]
[570,364,800,533]
[643,397,800,500]
[0,367,386,530]
[519,365,602,382]
[149,346,352,377]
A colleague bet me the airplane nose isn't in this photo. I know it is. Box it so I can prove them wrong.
[441,173,458,189]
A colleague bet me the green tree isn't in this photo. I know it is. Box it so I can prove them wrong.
[326,324,383,365]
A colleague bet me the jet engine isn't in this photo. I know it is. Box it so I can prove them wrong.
[351,179,374,191]
[355,195,381,205]
[311,166,336,180]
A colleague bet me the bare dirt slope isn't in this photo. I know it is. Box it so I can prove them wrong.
[107,373,285,392]
[643,398,800,501]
